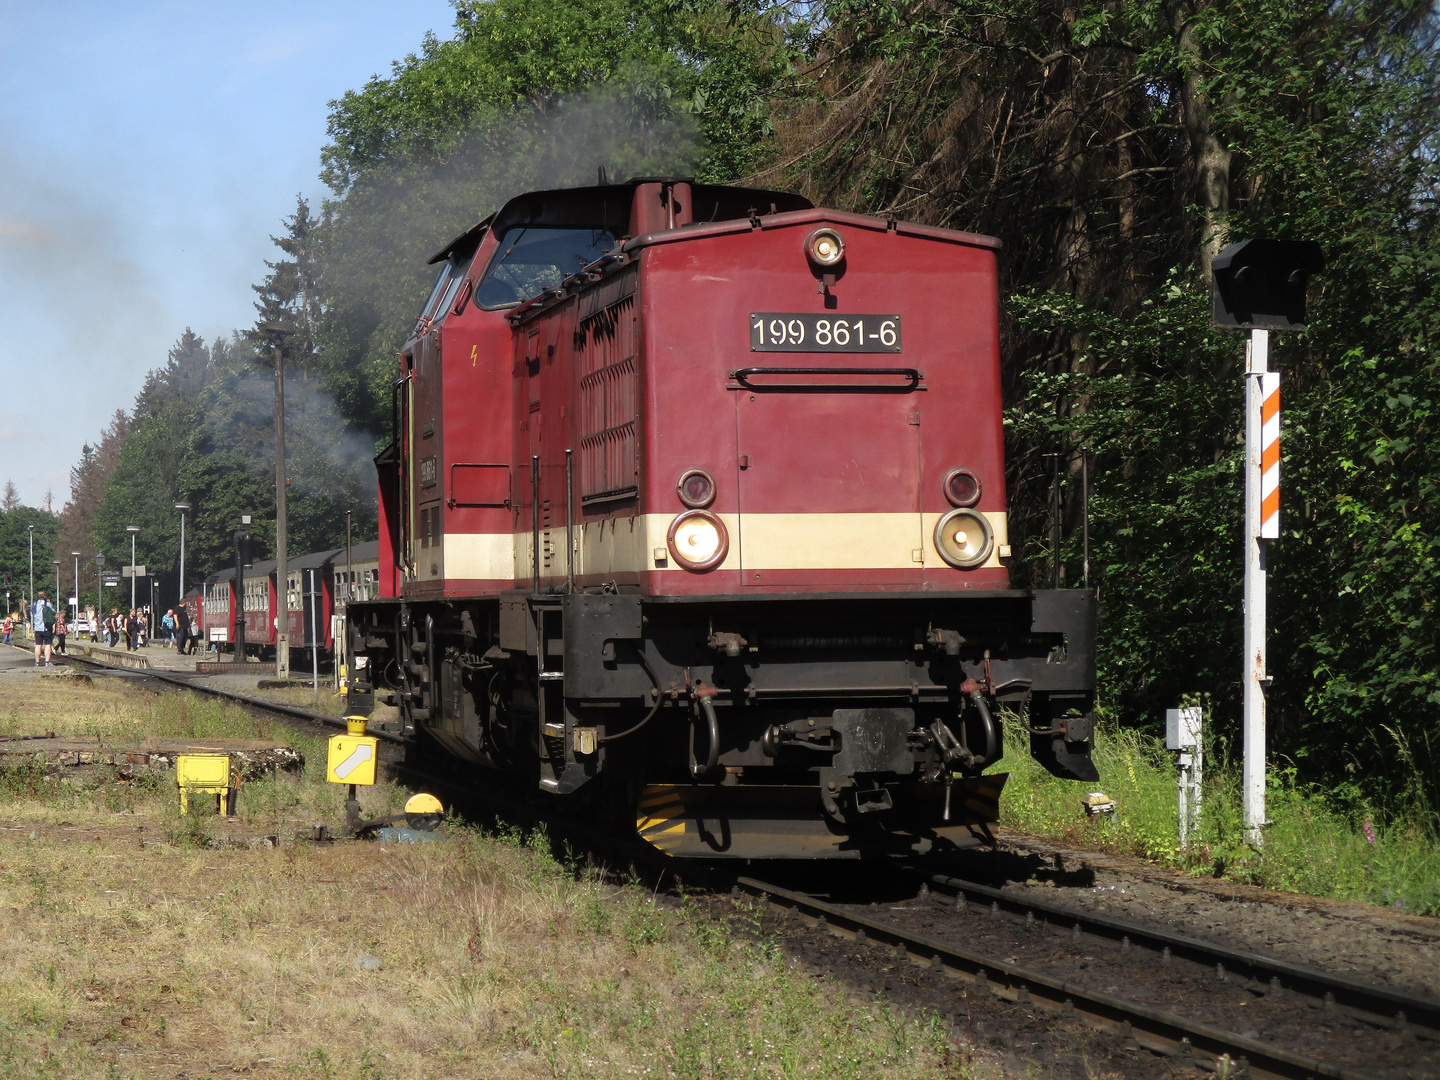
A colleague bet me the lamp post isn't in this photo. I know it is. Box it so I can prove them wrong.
[28,525,34,614]
[235,514,251,659]
[127,526,140,611]
[261,320,297,680]
[95,555,106,635]
[53,560,60,621]
[71,552,80,627]
[175,502,191,606]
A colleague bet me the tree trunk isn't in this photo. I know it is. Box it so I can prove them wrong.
[1173,2,1233,278]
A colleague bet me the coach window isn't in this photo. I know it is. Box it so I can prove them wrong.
[474,227,617,309]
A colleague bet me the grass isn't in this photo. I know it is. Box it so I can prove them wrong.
[990,713,1440,915]
[0,679,977,1079]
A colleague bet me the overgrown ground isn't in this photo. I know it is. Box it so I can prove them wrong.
[0,673,971,1079]
[990,715,1440,916]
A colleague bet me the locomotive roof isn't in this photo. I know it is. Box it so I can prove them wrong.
[427,180,813,264]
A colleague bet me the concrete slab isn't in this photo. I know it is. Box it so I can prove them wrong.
[0,735,304,779]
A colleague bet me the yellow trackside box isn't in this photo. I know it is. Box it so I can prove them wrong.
[326,734,378,786]
[176,753,234,815]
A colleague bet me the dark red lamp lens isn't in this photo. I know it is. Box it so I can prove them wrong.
[677,469,716,509]
[943,469,981,508]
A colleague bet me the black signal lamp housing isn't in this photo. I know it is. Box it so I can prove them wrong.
[1211,238,1325,331]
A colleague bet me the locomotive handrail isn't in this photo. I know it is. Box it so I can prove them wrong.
[728,366,924,393]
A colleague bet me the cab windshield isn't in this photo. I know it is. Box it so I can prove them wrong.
[474,227,617,309]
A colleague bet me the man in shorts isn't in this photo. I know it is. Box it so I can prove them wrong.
[32,590,55,667]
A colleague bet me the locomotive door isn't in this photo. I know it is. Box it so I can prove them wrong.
[735,376,923,586]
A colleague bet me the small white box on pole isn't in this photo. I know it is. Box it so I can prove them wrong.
[1167,706,1204,850]
[1165,707,1202,751]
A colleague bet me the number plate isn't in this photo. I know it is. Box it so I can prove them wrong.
[750,313,901,352]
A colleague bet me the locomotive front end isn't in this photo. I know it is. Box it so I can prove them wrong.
[347,179,1098,860]
[506,186,1098,857]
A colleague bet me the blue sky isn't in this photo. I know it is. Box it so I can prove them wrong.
[0,0,455,508]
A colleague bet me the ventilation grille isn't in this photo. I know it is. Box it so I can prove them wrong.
[577,295,638,504]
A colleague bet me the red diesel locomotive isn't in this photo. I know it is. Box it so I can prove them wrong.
[346,179,1099,858]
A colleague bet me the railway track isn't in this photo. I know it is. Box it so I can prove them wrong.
[733,874,1434,1080]
[63,651,404,745]
[923,872,1438,1039]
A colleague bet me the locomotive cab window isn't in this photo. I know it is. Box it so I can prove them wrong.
[475,227,617,309]
[414,255,473,332]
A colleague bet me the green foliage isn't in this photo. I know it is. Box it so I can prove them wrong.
[994,714,1440,914]
[0,506,60,610]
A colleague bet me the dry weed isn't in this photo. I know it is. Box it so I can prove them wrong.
[0,687,969,1078]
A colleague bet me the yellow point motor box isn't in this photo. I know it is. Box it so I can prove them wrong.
[327,734,379,786]
[176,753,234,815]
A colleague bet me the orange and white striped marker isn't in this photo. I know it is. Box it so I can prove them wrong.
[1259,373,1280,539]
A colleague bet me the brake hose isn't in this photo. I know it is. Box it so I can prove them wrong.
[597,651,664,744]
[967,687,1000,765]
[690,696,720,780]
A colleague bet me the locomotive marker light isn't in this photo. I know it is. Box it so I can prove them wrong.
[676,468,717,509]
[943,468,982,508]
[1210,238,1324,848]
[804,228,845,267]
[261,319,298,681]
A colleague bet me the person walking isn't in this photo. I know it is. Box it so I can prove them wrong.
[162,608,176,648]
[122,609,134,651]
[176,603,194,655]
[53,611,67,655]
[31,590,55,667]
[2,614,11,645]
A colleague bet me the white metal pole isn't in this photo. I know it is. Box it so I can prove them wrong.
[1177,751,1190,851]
[179,510,186,606]
[1243,328,1269,846]
[130,532,137,611]
[1193,715,1204,840]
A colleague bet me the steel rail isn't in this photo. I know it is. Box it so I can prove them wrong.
[64,654,405,745]
[736,875,1382,1080]
[925,872,1438,1038]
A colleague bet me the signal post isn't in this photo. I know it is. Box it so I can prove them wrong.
[1211,239,1323,847]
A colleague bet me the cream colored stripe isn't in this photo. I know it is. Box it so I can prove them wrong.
[444,532,515,580]
[741,512,919,570]
[516,511,1010,576]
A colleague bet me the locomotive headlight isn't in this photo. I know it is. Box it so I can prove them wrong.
[667,510,729,571]
[805,228,845,267]
[943,468,982,508]
[676,468,716,509]
[934,508,994,569]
